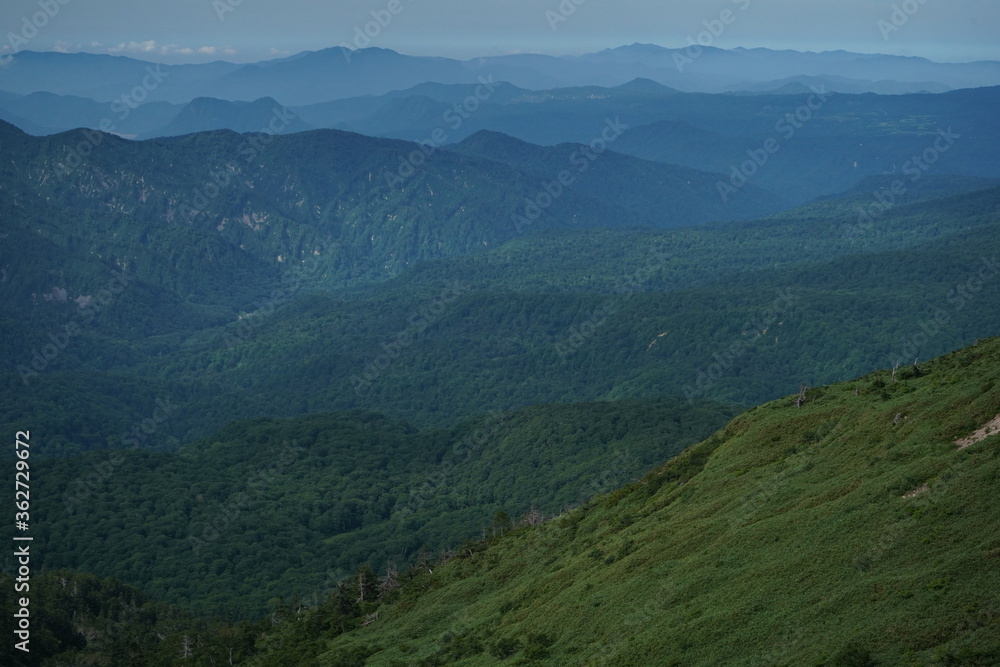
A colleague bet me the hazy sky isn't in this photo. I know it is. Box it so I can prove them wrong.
[2,0,997,64]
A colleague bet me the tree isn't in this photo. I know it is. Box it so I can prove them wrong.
[520,506,544,527]
[378,563,399,598]
[492,510,513,536]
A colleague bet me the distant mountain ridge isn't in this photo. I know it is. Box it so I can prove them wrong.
[450,129,785,222]
[0,45,997,106]
[157,96,314,137]
[728,74,952,95]
[0,116,767,317]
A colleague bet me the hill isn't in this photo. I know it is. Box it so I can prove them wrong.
[251,336,1000,665]
[0,117,632,318]
[450,129,786,223]
[155,96,314,137]
[29,398,737,617]
[4,78,999,207]
[119,185,1000,435]
[8,334,999,665]
[3,174,999,455]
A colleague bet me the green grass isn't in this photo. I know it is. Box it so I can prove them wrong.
[257,338,1000,666]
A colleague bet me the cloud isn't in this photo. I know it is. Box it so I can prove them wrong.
[110,40,161,54]
[53,42,72,53]
[104,40,236,59]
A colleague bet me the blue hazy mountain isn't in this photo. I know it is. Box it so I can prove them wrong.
[1,46,997,105]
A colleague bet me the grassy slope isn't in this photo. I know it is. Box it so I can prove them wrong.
[296,338,1000,666]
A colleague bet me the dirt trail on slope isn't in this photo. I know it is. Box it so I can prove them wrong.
[955,414,1000,449]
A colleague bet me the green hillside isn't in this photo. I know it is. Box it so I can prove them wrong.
[3,183,998,456]
[126,186,1000,433]
[28,398,736,617]
[3,48,1000,667]
[450,130,786,224]
[250,336,1000,666]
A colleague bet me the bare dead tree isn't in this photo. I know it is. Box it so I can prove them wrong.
[795,383,808,408]
[893,413,903,426]
[180,634,193,659]
[356,569,374,604]
[891,363,900,383]
[416,548,433,574]
[378,563,399,598]
[520,505,544,526]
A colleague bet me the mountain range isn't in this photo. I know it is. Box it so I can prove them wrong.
[6,335,999,664]
[2,54,998,207]
[2,41,1000,666]
[2,45,998,105]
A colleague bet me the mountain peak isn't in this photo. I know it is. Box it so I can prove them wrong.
[615,77,677,93]
[0,118,27,136]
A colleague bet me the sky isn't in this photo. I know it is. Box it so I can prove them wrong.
[1,0,998,64]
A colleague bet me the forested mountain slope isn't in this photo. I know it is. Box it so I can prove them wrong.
[256,336,1000,666]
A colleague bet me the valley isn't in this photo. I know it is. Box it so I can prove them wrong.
[1,36,999,666]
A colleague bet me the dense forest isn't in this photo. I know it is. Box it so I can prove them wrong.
[26,398,736,617]
[2,72,1000,665]
[4,336,999,665]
